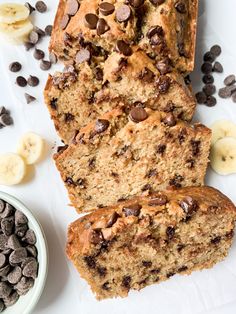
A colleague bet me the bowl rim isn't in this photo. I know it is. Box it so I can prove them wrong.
[0,191,48,314]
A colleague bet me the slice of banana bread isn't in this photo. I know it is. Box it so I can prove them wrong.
[49,0,198,73]
[54,107,211,212]
[66,186,236,299]
[44,49,196,143]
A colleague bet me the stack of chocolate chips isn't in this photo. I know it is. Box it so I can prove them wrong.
[195,45,223,107]
[0,199,38,311]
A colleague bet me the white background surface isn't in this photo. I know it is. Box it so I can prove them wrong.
[0,0,236,313]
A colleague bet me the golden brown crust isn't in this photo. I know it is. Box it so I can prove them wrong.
[49,0,198,72]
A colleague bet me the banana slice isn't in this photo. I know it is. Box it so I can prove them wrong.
[0,19,33,44]
[0,153,26,185]
[210,120,236,144]
[210,137,236,175]
[17,132,45,165]
[0,3,29,24]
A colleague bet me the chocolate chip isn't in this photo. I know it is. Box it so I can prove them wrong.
[89,230,104,245]
[40,60,51,71]
[115,40,132,56]
[156,59,171,75]
[213,61,223,73]
[25,2,35,14]
[0,254,6,268]
[195,91,207,104]
[7,266,22,284]
[34,26,45,37]
[150,0,165,4]
[162,113,176,126]
[24,41,34,51]
[203,51,215,63]
[29,31,39,44]
[232,91,236,103]
[0,282,12,298]
[23,229,36,245]
[178,266,188,272]
[33,48,45,60]
[101,282,110,290]
[180,196,198,219]
[99,2,115,16]
[66,0,79,16]
[14,277,34,295]
[60,14,70,30]
[3,291,19,307]
[9,248,27,264]
[15,210,28,226]
[22,260,38,279]
[202,74,214,84]
[166,226,175,240]
[169,174,183,188]
[97,18,110,35]
[116,5,131,22]
[156,75,171,93]
[218,86,236,99]
[9,62,22,72]
[129,107,148,123]
[106,212,119,228]
[0,199,5,212]
[203,84,216,96]
[129,0,144,8]
[95,265,106,278]
[27,75,39,87]
[16,76,27,87]
[84,256,96,269]
[49,52,57,64]
[156,144,166,154]
[94,119,109,134]
[166,272,175,278]
[142,261,152,267]
[43,25,52,37]
[148,194,167,206]
[0,265,10,277]
[201,62,212,74]
[84,13,98,29]
[224,74,236,86]
[0,114,13,126]
[26,245,37,257]
[94,67,103,81]
[122,204,141,217]
[138,67,154,83]
[35,1,47,13]
[210,45,221,57]
[184,75,191,85]
[15,224,28,238]
[75,49,91,64]
[211,236,221,244]
[122,275,131,288]
[190,140,200,156]
[8,234,21,250]
[147,25,163,39]
[1,217,14,236]
[175,1,186,13]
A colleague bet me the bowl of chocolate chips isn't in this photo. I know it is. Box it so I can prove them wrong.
[0,191,48,313]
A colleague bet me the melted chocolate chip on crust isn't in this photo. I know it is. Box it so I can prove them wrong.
[129,107,148,123]
[99,2,115,16]
[123,204,142,216]
[95,119,110,133]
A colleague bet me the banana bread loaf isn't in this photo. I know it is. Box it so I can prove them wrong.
[44,49,196,143]
[49,0,198,73]
[54,107,211,212]
[66,186,236,299]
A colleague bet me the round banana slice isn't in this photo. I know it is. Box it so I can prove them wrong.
[17,132,45,165]
[210,137,236,175]
[0,153,26,185]
[0,19,33,44]
[210,120,236,144]
[0,3,29,24]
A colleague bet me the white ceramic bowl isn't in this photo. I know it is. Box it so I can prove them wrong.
[0,191,48,314]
